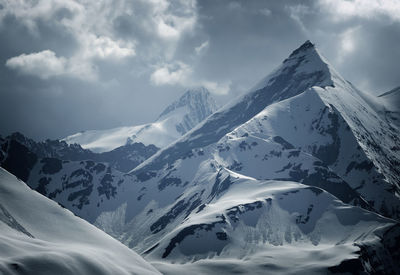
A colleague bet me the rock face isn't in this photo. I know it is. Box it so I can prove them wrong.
[63,87,219,153]
[1,41,400,274]
[0,133,159,223]
[0,132,159,174]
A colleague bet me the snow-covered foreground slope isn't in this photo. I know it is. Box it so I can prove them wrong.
[63,87,218,153]
[0,167,160,275]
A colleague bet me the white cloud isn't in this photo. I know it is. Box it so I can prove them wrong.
[201,80,231,95]
[318,0,400,22]
[150,62,192,86]
[145,0,197,43]
[5,49,103,81]
[157,20,180,39]
[84,35,135,59]
[195,40,209,55]
[150,61,230,95]
[6,50,67,79]
[1,0,197,81]
[0,0,84,34]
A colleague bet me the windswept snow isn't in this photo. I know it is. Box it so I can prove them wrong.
[0,168,160,275]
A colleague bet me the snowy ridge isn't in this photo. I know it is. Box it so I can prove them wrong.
[0,167,160,275]
[63,87,218,153]
[91,41,399,273]
[4,41,399,274]
[148,179,396,273]
[249,40,340,94]
[131,40,341,175]
[234,86,400,218]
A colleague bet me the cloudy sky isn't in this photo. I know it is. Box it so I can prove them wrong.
[1,0,399,140]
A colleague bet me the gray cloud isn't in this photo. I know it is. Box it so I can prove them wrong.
[0,0,399,140]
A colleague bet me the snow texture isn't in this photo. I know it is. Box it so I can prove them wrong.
[2,40,400,274]
[0,167,160,275]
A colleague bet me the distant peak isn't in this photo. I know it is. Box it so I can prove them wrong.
[157,87,218,122]
[287,40,316,59]
[179,86,210,100]
[175,86,213,106]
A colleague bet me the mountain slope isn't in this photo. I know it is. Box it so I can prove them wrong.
[131,40,339,175]
[232,86,400,218]
[0,133,158,223]
[0,167,160,275]
[128,40,399,220]
[5,41,399,274]
[148,179,399,274]
[89,41,400,273]
[63,87,218,153]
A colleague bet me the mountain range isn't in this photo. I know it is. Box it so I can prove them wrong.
[1,40,399,274]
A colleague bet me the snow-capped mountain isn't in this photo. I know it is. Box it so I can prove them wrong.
[0,167,160,275]
[127,40,400,219]
[2,41,400,274]
[81,41,400,272]
[63,87,218,153]
[157,86,219,135]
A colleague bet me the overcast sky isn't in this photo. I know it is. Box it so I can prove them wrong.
[1,0,399,141]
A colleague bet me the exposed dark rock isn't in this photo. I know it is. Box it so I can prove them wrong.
[1,139,37,182]
[273,136,295,150]
[40,158,62,174]
[209,171,233,199]
[162,219,226,258]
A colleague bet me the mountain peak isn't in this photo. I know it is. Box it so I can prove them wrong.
[157,86,219,135]
[131,41,350,175]
[157,87,218,124]
[181,86,210,97]
[287,40,315,58]
[251,40,342,95]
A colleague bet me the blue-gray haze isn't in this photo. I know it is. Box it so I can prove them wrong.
[0,0,399,140]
